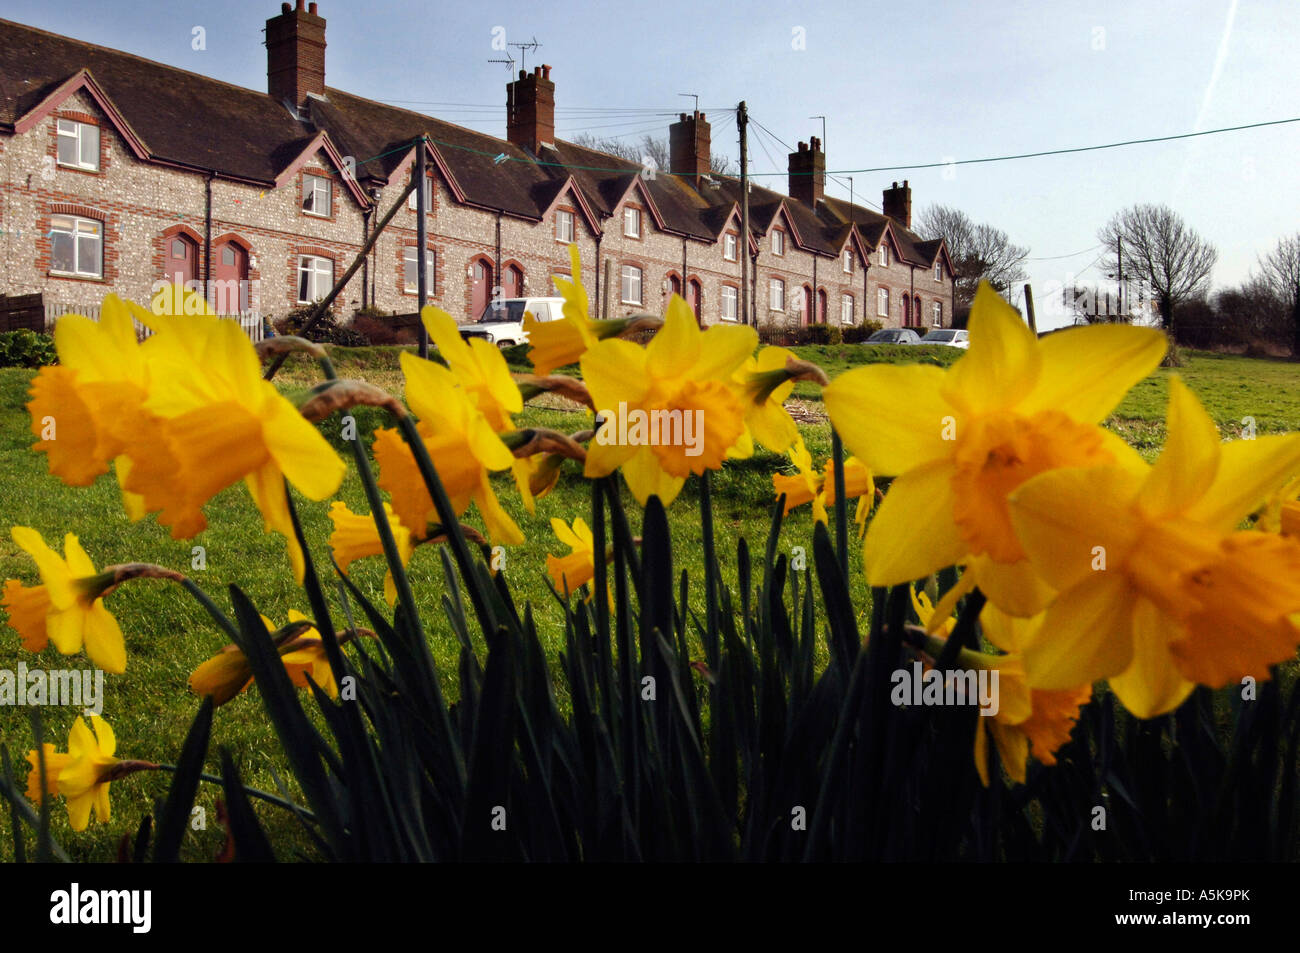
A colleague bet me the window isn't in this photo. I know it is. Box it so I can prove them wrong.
[407,176,434,211]
[770,277,785,311]
[403,246,436,294]
[298,255,333,303]
[771,230,785,256]
[724,233,738,262]
[221,246,236,267]
[49,215,102,278]
[56,119,99,171]
[302,174,331,217]
[843,249,853,274]
[620,264,642,304]
[721,285,738,321]
[878,244,888,267]
[934,260,943,281]
[933,301,942,325]
[877,287,889,317]
[555,209,575,243]
[841,293,854,325]
[623,207,641,238]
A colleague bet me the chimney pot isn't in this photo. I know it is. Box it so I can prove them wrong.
[788,136,825,206]
[669,111,711,189]
[281,2,290,11]
[308,1,317,11]
[883,180,912,229]
[295,0,304,9]
[267,0,327,110]
[506,62,556,153]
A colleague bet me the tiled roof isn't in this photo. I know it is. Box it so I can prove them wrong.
[0,16,945,259]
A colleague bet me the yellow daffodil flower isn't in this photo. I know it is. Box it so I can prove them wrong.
[26,716,152,832]
[1008,377,1300,719]
[546,517,599,597]
[327,500,413,607]
[1283,501,1300,538]
[27,294,156,519]
[189,611,344,705]
[9,527,125,673]
[772,437,875,531]
[121,312,345,581]
[375,352,523,544]
[731,346,801,456]
[422,306,523,431]
[824,282,1166,616]
[582,295,757,505]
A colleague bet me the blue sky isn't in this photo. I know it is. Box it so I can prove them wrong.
[6,0,1297,326]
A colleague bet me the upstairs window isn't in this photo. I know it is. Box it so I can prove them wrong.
[407,176,434,211]
[50,214,102,277]
[56,119,100,171]
[724,233,738,261]
[623,207,641,238]
[935,260,943,281]
[878,244,888,268]
[302,174,332,217]
[555,209,575,243]
[771,230,785,256]
[843,249,853,274]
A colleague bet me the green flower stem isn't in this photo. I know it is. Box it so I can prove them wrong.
[154,763,316,821]
[700,470,720,670]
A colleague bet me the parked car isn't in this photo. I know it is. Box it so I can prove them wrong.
[457,296,565,348]
[919,328,970,349]
[864,327,922,345]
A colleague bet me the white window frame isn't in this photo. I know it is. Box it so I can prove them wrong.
[403,246,436,295]
[933,301,942,325]
[721,285,738,321]
[935,260,943,281]
[771,230,785,256]
[623,206,641,238]
[843,249,853,274]
[49,214,103,278]
[620,264,642,305]
[407,175,434,211]
[841,293,854,325]
[877,287,889,317]
[555,209,575,243]
[724,233,738,262]
[770,277,785,311]
[298,255,334,303]
[56,119,100,171]
[878,244,888,267]
[302,174,332,217]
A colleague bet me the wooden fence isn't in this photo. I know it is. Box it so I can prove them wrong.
[38,299,263,343]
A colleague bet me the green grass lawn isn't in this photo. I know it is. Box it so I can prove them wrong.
[1,339,1297,860]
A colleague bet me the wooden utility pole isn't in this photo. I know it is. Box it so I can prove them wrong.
[416,135,429,359]
[738,101,751,326]
[1117,236,1124,320]
[1023,283,1037,333]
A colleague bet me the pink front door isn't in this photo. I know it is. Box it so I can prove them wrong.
[687,279,702,323]
[164,235,197,286]
[471,258,493,318]
[802,286,813,326]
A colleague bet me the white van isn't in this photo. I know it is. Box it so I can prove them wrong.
[458,297,566,348]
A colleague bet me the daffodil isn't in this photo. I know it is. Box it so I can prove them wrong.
[374,353,523,544]
[1008,377,1300,718]
[582,295,756,505]
[121,311,345,581]
[546,517,598,596]
[189,611,349,705]
[27,294,157,518]
[824,282,1166,616]
[911,585,1090,785]
[9,527,125,673]
[327,500,413,607]
[772,437,874,532]
[730,346,802,455]
[26,716,154,831]
[422,306,522,431]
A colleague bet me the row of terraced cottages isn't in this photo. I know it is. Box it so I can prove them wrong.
[0,2,954,333]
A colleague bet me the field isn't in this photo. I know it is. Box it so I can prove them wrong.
[1,341,1298,860]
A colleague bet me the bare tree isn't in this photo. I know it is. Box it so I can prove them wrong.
[1098,205,1217,334]
[1258,233,1300,357]
[915,204,1028,305]
[572,133,732,175]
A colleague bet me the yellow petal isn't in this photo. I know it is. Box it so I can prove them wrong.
[940,282,1041,416]
[694,323,759,380]
[862,459,968,586]
[1137,377,1221,519]
[82,602,126,675]
[645,296,701,378]
[1022,572,1136,690]
[1185,433,1300,533]
[621,446,686,507]
[263,396,346,501]
[1107,597,1195,719]
[1021,323,1167,423]
[823,364,955,476]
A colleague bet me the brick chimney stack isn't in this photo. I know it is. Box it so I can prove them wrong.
[507,65,556,155]
[669,111,711,188]
[266,0,326,113]
[788,137,825,207]
[883,180,912,229]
